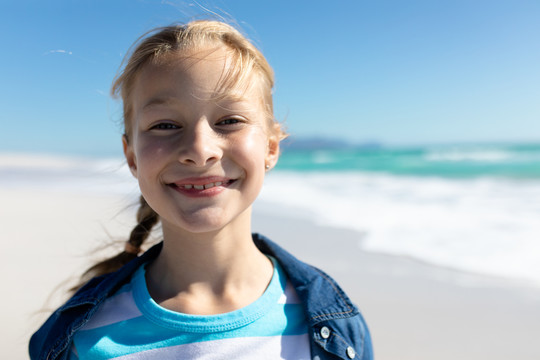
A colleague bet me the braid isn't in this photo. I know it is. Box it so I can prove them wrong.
[126,196,159,252]
[70,195,159,293]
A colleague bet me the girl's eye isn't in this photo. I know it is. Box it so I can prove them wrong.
[217,118,243,126]
[151,123,179,130]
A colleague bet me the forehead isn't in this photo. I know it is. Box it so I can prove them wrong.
[135,46,264,104]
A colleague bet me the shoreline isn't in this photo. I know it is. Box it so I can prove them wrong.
[3,189,540,359]
[253,205,540,291]
[252,205,540,360]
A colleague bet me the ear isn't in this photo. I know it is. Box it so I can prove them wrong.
[265,132,280,171]
[122,134,138,178]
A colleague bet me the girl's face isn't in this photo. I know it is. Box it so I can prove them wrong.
[123,46,279,235]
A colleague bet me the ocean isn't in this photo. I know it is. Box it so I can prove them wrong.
[277,142,540,178]
[1,142,539,286]
[265,142,540,287]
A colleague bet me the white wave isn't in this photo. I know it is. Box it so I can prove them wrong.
[0,153,136,194]
[260,172,540,286]
[424,145,540,164]
[425,149,514,162]
[312,151,335,164]
[0,153,82,170]
[0,152,125,171]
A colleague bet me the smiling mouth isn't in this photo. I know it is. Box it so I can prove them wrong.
[170,179,236,190]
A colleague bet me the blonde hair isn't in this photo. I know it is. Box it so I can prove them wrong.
[73,20,286,292]
[112,20,285,140]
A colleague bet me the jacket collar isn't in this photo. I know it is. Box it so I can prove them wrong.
[252,233,359,326]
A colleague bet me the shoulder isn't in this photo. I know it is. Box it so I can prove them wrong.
[253,233,358,318]
[28,243,163,360]
[253,233,373,360]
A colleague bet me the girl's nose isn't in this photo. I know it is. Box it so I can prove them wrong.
[177,122,222,167]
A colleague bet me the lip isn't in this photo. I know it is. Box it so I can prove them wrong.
[167,176,236,198]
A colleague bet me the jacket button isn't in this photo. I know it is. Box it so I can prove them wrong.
[346,346,356,359]
[320,326,331,339]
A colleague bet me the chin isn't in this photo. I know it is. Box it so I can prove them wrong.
[162,211,241,235]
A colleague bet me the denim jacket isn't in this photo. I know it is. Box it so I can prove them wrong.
[29,234,373,360]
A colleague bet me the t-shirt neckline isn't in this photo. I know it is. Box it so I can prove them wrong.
[132,257,284,333]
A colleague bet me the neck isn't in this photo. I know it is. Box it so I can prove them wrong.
[145,211,273,315]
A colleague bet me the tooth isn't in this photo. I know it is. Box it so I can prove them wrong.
[194,185,204,190]
[204,183,214,189]
[184,184,193,189]
[215,181,222,186]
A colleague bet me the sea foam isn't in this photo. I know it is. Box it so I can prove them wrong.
[0,153,135,194]
[259,172,540,287]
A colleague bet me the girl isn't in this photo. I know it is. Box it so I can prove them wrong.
[29,20,372,360]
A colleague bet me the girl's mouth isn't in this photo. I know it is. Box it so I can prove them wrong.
[167,178,237,197]
[175,179,236,190]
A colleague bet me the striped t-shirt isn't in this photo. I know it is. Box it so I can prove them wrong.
[69,257,311,359]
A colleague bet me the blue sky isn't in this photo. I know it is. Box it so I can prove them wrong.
[1,0,539,156]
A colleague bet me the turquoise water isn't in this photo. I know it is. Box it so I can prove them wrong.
[276,142,540,179]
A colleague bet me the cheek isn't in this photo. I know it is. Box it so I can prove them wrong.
[232,130,268,166]
[134,136,175,174]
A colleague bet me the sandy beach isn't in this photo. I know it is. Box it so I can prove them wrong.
[3,188,540,360]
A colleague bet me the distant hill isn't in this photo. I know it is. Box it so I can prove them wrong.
[280,136,382,151]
